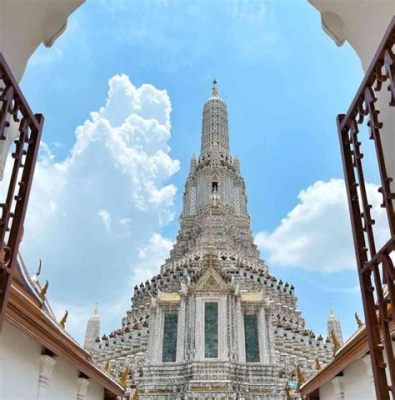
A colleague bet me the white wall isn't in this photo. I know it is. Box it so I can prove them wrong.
[343,357,375,400]
[0,321,107,400]
[319,356,375,400]
[48,357,80,400]
[87,381,105,400]
[0,321,41,400]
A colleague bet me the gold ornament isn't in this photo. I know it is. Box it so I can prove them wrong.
[119,366,129,388]
[355,312,363,328]
[39,280,49,301]
[330,330,340,354]
[104,360,110,372]
[296,365,305,387]
[59,310,68,328]
[315,357,321,371]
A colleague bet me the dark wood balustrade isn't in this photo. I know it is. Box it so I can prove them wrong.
[0,53,43,330]
[338,16,395,400]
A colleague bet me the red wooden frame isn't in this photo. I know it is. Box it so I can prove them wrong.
[0,52,43,330]
[338,17,395,400]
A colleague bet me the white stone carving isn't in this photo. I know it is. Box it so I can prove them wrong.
[37,354,57,400]
[331,376,345,399]
[76,377,90,400]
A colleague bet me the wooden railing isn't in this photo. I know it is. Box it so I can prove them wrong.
[0,53,43,330]
[338,17,395,400]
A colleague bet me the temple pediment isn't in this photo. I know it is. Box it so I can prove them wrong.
[195,267,228,292]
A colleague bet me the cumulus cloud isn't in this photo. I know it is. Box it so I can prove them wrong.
[131,233,174,288]
[19,74,179,342]
[255,179,390,273]
[98,209,112,232]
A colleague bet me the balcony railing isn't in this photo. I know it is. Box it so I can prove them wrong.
[0,53,43,330]
[338,17,395,400]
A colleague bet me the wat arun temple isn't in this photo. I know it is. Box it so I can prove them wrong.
[88,82,340,399]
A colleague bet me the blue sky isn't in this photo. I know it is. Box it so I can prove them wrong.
[19,0,370,343]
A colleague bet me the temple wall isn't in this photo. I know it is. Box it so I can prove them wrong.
[0,321,41,400]
[318,356,375,400]
[0,321,106,400]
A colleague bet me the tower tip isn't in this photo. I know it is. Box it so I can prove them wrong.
[211,79,219,97]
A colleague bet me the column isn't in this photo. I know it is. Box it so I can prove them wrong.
[76,377,90,400]
[218,297,228,361]
[229,295,236,361]
[36,354,57,400]
[258,306,269,364]
[191,295,196,360]
[147,304,157,363]
[362,355,374,383]
[195,297,204,360]
[177,298,186,362]
[266,312,275,364]
[331,376,345,400]
[154,308,164,363]
[236,299,245,363]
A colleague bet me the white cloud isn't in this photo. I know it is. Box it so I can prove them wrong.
[98,209,112,232]
[20,74,179,342]
[131,233,174,288]
[255,179,390,273]
[29,46,63,66]
[106,1,278,72]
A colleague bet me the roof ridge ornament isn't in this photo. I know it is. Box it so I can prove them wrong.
[60,310,68,328]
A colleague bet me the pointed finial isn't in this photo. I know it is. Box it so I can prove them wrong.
[329,303,334,315]
[39,280,49,301]
[32,259,42,284]
[104,360,110,372]
[36,259,42,277]
[119,366,130,388]
[132,386,139,400]
[355,312,363,328]
[315,357,321,371]
[330,330,340,354]
[60,310,68,328]
[94,303,98,315]
[211,79,219,97]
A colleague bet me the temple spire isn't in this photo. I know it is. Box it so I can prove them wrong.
[327,305,344,346]
[201,80,230,158]
[84,304,101,352]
